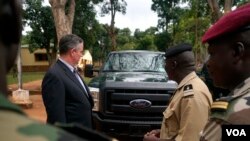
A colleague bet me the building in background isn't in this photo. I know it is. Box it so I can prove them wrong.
[20,45,92,72]
[77,50,93,72]
[20,45,49,72]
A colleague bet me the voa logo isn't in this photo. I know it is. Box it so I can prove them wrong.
[226,129,246,136]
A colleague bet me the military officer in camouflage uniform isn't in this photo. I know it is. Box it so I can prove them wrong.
[0,1,116,141]
[200,3,250,141]
[143,43,213,141]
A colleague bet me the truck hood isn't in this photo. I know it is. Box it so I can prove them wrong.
[88,72,169,88]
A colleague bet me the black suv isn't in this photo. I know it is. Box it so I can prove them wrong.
[88,50,177,139]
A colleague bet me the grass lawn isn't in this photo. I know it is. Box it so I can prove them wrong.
[7,72,46,85]
[7,72,92,85]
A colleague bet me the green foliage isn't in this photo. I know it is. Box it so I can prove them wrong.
[73,0,101,50]
[154,31,171,51]
[118,42,136,50]
[23,0,250,67]
[151,0,180,30]
[134,30,157,51]
[235,0,250,6]
[21,35,30,45]
[23,0,56,65]
[100,0,127,16]
[116,28,134,50]
[91,24,111,63]
[99,0,127,51]
[136,35,155,50]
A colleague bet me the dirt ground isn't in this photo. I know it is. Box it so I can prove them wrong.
[8,80,141,141]
[8,80,47,123]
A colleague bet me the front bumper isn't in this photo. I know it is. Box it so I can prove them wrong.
[93,112,162,138]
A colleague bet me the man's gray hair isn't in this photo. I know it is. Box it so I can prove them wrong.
[59,34,83,55]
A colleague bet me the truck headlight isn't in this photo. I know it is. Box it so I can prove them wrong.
[89,87,100,111]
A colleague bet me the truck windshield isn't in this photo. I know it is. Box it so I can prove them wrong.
[103,52,166,72]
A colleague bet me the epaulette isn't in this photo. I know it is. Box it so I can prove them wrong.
[211,87,250,112]
[211,99,229,112]
[183,84,194,97]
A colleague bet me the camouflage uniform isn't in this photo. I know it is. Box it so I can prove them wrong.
[0,94,87,141]
[200,77,250,141]
[160,72,213,141]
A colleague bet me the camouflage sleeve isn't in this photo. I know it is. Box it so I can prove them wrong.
[0,110,87,141]
[200,119,222,141]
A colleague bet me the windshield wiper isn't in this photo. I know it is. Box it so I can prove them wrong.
[133,70,159,72]
[103,70,125,72]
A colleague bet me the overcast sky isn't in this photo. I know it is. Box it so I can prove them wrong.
[39,0,158,33]
[96,0,158,32]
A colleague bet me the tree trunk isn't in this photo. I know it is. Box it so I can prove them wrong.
[195,0,199,66]
[207,0,234,22]
[49,0,75,47]
[110,25,117,51]
[207,0,222,22]
[110,0,117,51]
[224,0,233,14]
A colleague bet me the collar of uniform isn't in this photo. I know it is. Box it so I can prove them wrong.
[231,76,250,98]
[0,94,25,115]
[177,71,197,89]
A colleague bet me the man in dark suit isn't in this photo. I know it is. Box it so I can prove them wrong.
[42,34,94,129]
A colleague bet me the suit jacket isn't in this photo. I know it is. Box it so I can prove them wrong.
[42,60,94,129]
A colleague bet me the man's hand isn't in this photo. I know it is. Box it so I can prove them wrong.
[143,129,160,141]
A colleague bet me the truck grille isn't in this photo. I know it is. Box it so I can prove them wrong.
[103,88,173,117]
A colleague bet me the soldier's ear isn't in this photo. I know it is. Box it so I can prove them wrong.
[232,42,245,60]
[171,60,177,70]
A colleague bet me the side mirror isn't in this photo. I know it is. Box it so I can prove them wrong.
[84,64,93,78]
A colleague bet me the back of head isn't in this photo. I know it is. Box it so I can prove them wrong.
[165,43,195,71]
[0,0,21,72]
[0,0,22,95]
[175,51,196,71]
[59,34,83,55]
[165,43,196,83]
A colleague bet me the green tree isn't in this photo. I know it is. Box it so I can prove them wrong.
[207,0,249,22]
[100,0,127,51]
[154,31,171,51]
[133,28,157,51]
[151,0,179,30]
[23,0,56,65]
[72,0,102,51]
[116,28,135,50]
[136,34,157,51]
[92,24,111,65]
[151,0,185,46]
[49,0,75,46]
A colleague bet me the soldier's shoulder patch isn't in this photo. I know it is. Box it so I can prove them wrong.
[183,84,194,97]
[211,101,229,111]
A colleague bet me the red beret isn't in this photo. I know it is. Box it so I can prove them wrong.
[202,3,250,43]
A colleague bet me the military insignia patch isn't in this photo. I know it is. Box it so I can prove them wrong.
[211,101,229,111]
[183,84,194,97]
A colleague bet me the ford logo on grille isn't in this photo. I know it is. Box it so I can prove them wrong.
[129,99,152,109]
